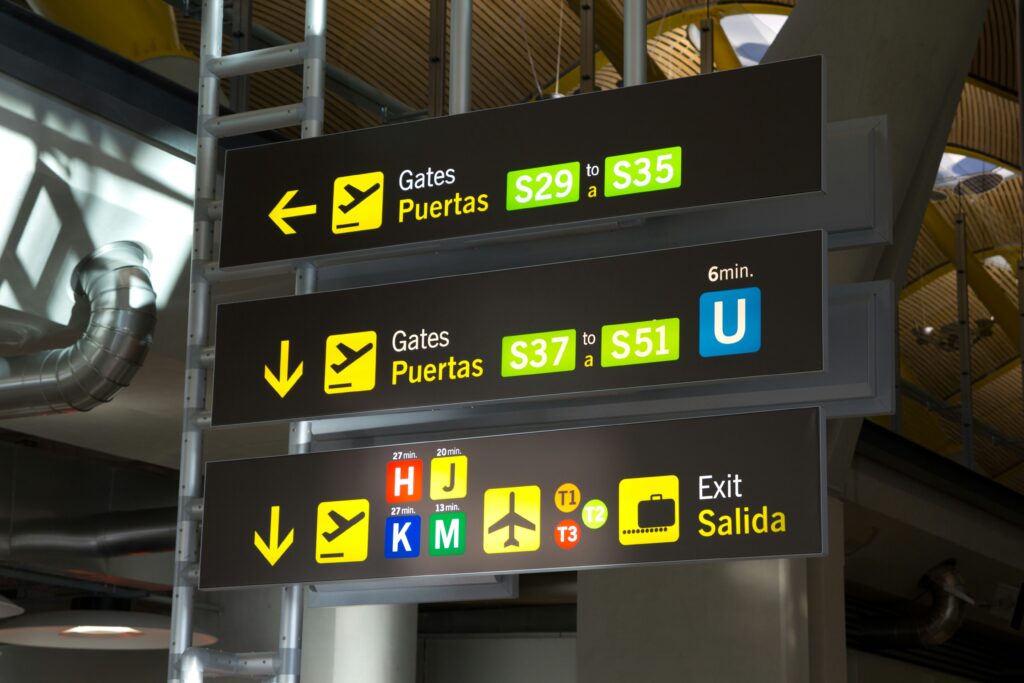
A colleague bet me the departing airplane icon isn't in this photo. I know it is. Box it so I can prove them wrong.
[336,182,381,215]
[315,499,370,564]
[322,509,366,542]
[332,172,384,235]
[487,491,536,548]
[330,340,374,374]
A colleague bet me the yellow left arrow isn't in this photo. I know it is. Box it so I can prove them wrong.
[254,505,294,567]
[269,190,317,235]
[264,340,303,398]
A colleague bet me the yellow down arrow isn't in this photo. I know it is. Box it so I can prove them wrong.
[254,505,294,567]
[269,189,317,235]
[264,339,303,398]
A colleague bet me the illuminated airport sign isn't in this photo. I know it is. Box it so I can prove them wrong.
[199,408,824,589]
[219,57,823,268]
[210,231,824,426]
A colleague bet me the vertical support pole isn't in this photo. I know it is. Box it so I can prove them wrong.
[276,584,304,683]
[287,263,317,458]
[892,307,902,435]
[428,0,447,115]
[1018,250,1023,414]
[1019,246,1024,420]
[449,0,472,114]
[579,1,595,93]
[301,0,327,138]
[954,190,975,469]
[229,0,252,112]
[1017,0,1024,416]
[278,3,328,681]
[623,0,646,86]
[699,18,714,74]
[169,1,222,681]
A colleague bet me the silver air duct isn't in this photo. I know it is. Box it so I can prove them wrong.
[9,509,177,557]
[860,560,973,648]
[9,507,177,557]
[0,242,156,418]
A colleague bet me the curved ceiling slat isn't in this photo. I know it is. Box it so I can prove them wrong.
[974,370,1024,440]
[949,81,1020,171]
[938,178,1022,255]
[904,229,950,288]
[969,0,1018,96]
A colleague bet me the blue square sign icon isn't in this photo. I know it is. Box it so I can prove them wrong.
[384,515,421,559]
[699,287,761,357]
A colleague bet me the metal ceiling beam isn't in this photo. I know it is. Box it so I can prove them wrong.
[902,245,1020,298]
[548,2,786,96]
[160,1,420,122]
[249,25,419,122]
[566,0,667,84]
[944,357,1021,404]
[898,379,1024,462]
[884,365,961,457]
[923,204,1021,350]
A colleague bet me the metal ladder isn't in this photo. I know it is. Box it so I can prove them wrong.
[168,0,326,680]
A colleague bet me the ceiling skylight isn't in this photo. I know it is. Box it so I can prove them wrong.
[719,14,788,67]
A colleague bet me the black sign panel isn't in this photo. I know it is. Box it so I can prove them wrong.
[220,57,823,268]
[200,408,824,589]
[211,231,824,426]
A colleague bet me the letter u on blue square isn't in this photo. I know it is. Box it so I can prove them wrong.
[384,515,421,558]
[699,287,761,357]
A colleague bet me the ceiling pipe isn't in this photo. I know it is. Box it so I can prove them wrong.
[9,507,177,557]
[0,242,157,418]
[858,560,974,649]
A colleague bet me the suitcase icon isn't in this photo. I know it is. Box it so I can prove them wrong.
[637,494,675,528]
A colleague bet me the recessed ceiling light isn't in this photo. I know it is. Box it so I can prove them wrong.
[0,610,217,650]
[61,625,143,637]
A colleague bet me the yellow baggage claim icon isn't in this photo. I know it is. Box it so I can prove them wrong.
[332,171,384,234]
[618,475,680,545]
[324,331,377,394]
[483,485,540,554]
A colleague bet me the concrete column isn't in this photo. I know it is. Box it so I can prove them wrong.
[579,560,809,682]
[764,0,989,292]
[301,604,418,683]
[764,0,989,494]
[578,2,990,681]
[578,497,844,683]
[807,498,847,682]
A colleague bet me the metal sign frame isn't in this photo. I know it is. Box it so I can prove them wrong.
[199,407,827,591]
[218,57,825,269]
[210,231,827,427]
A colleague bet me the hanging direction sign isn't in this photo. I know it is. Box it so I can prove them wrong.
[210,231,824,427]
[219,57,823,268]
[199,408,824,589]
